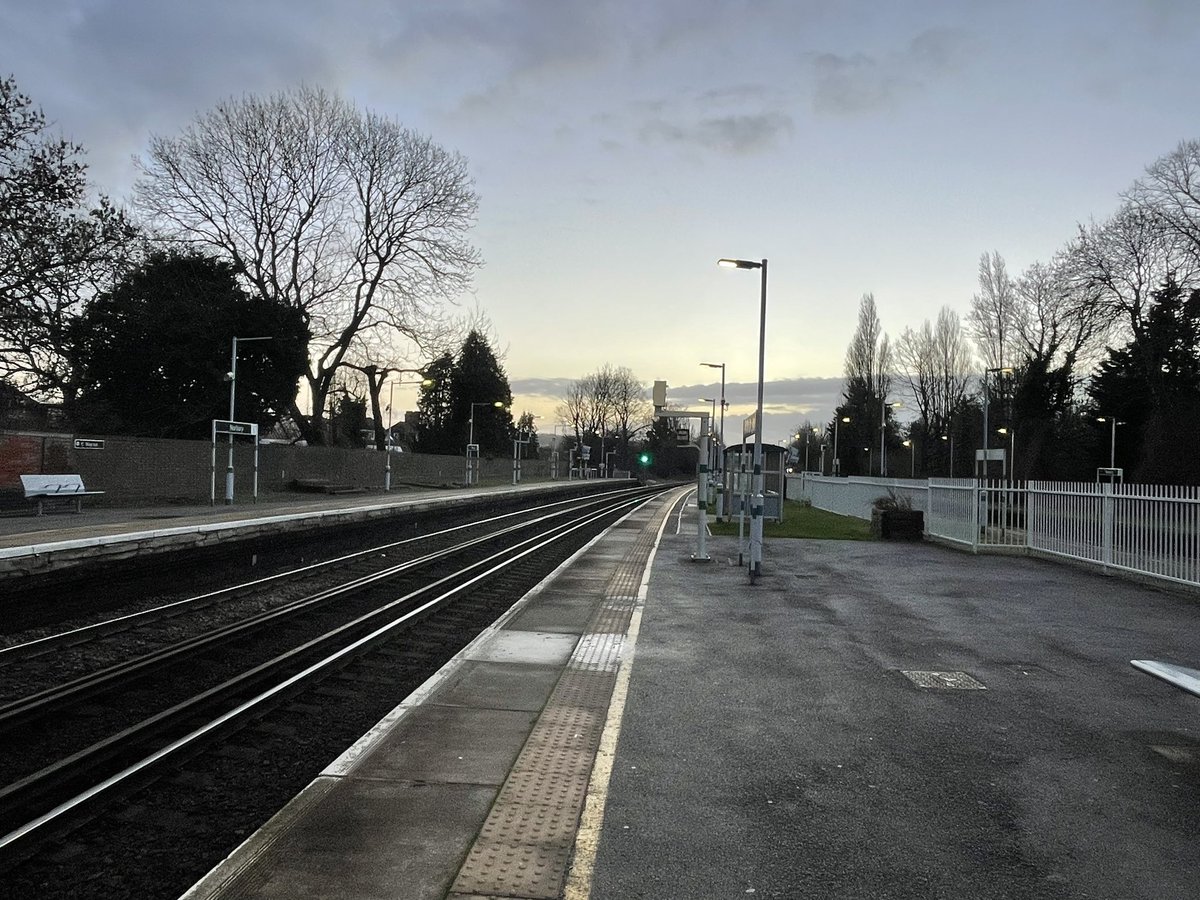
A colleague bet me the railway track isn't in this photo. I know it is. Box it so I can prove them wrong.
[0,483,668,897]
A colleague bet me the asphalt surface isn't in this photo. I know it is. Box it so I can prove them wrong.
[590,533,1200,900]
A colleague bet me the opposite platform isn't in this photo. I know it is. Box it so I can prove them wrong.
[0,481,604,580]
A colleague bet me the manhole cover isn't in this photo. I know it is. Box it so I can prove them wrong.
[901,670,987,690]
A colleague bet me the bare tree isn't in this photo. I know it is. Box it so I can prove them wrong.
[1065,202,1191,346]
[1127,139,1200,268]
[844,293,892,401]
[557,365,648,466]
[1012,254,1109,381]
[968,251,1018,369]
[135,85,481,444]
[895,307,974,436]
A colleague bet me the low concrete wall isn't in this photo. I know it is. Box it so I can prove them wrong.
[1,430,552,506]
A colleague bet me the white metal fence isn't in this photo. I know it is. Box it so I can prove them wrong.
[788,474,1200,590]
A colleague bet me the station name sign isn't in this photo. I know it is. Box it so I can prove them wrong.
[212,420,259,436]
[743,412,759,438]
[73,438,105,450]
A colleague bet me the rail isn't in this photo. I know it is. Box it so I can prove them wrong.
[0,486,668,862]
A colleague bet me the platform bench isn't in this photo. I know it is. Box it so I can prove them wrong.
[19,474,105,516]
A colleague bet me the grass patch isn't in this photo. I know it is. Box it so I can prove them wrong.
[708,499,871,541]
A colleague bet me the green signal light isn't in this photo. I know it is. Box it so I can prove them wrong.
[638,453,651,465]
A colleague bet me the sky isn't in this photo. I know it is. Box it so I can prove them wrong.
[5,0,1200,443]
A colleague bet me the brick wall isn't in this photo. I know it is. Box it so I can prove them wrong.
[1,430,551,505]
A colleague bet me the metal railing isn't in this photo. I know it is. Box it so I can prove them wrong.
[790,473,1200,590]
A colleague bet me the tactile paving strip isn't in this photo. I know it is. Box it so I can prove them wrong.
[451,495,672,899]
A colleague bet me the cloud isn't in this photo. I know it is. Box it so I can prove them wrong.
[808,26,972,115]
[640,112,793,155]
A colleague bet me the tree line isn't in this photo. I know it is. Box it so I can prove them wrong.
[818,139,1200,485]
[1,75,485,446]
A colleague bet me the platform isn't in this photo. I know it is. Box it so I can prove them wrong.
[0,481,600,580]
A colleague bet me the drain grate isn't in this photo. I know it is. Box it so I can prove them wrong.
[901,670,987,690]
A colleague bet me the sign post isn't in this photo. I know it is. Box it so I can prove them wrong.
[211,420,260,505]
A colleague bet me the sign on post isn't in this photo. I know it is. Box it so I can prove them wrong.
[743,412,758,439]
[214,420,258,436]
[211,419,261,505]
[675,428,690,444]
[73,438,105,450]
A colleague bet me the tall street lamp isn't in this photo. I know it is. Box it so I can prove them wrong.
[224,335,271,504]
[1096,416,1124,469]
[466,400,505,485]
[941,433,954,478]
[902,438,915,477]
[469,400,505,446]
[982,366,1013,479]
[880,399,902,477]
[718,256,767,580]
[803,425,819,472]
[997,427,1015,481]
[833,416,850,475]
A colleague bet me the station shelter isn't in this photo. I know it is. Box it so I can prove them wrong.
[721,442,787,523]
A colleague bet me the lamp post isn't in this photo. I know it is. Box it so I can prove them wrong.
[833,416,850,475]
[718,257,768,580]
[880,399,902,477]
[467,400,505,485]
[224,335,271,504]
[903,438,915,477]
[981,367,1013,479]
[803,426,819,472]
[1096,416,1123,469]
[997,427,1015,480]
[941,433,953,477]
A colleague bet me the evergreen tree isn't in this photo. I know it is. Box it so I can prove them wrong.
[449,330,513,457]
[414,352,456,454]
[73,249,308,438]
[1088,277,1200,483]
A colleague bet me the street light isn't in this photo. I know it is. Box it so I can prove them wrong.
[1096,416,1124,469]
[880,399,902,477]
[468,400,506,446]
[982,367,1013,479]
[997,427,1015,481]
[902,438,915,477]
[833,416,850,475]
[941,433,953,478]
[802,425,819,472]
[466,400,505,486]
[224,335,271,504]
[718,256,767,580]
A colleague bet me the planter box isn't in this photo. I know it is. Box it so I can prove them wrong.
[871,508,924,541]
